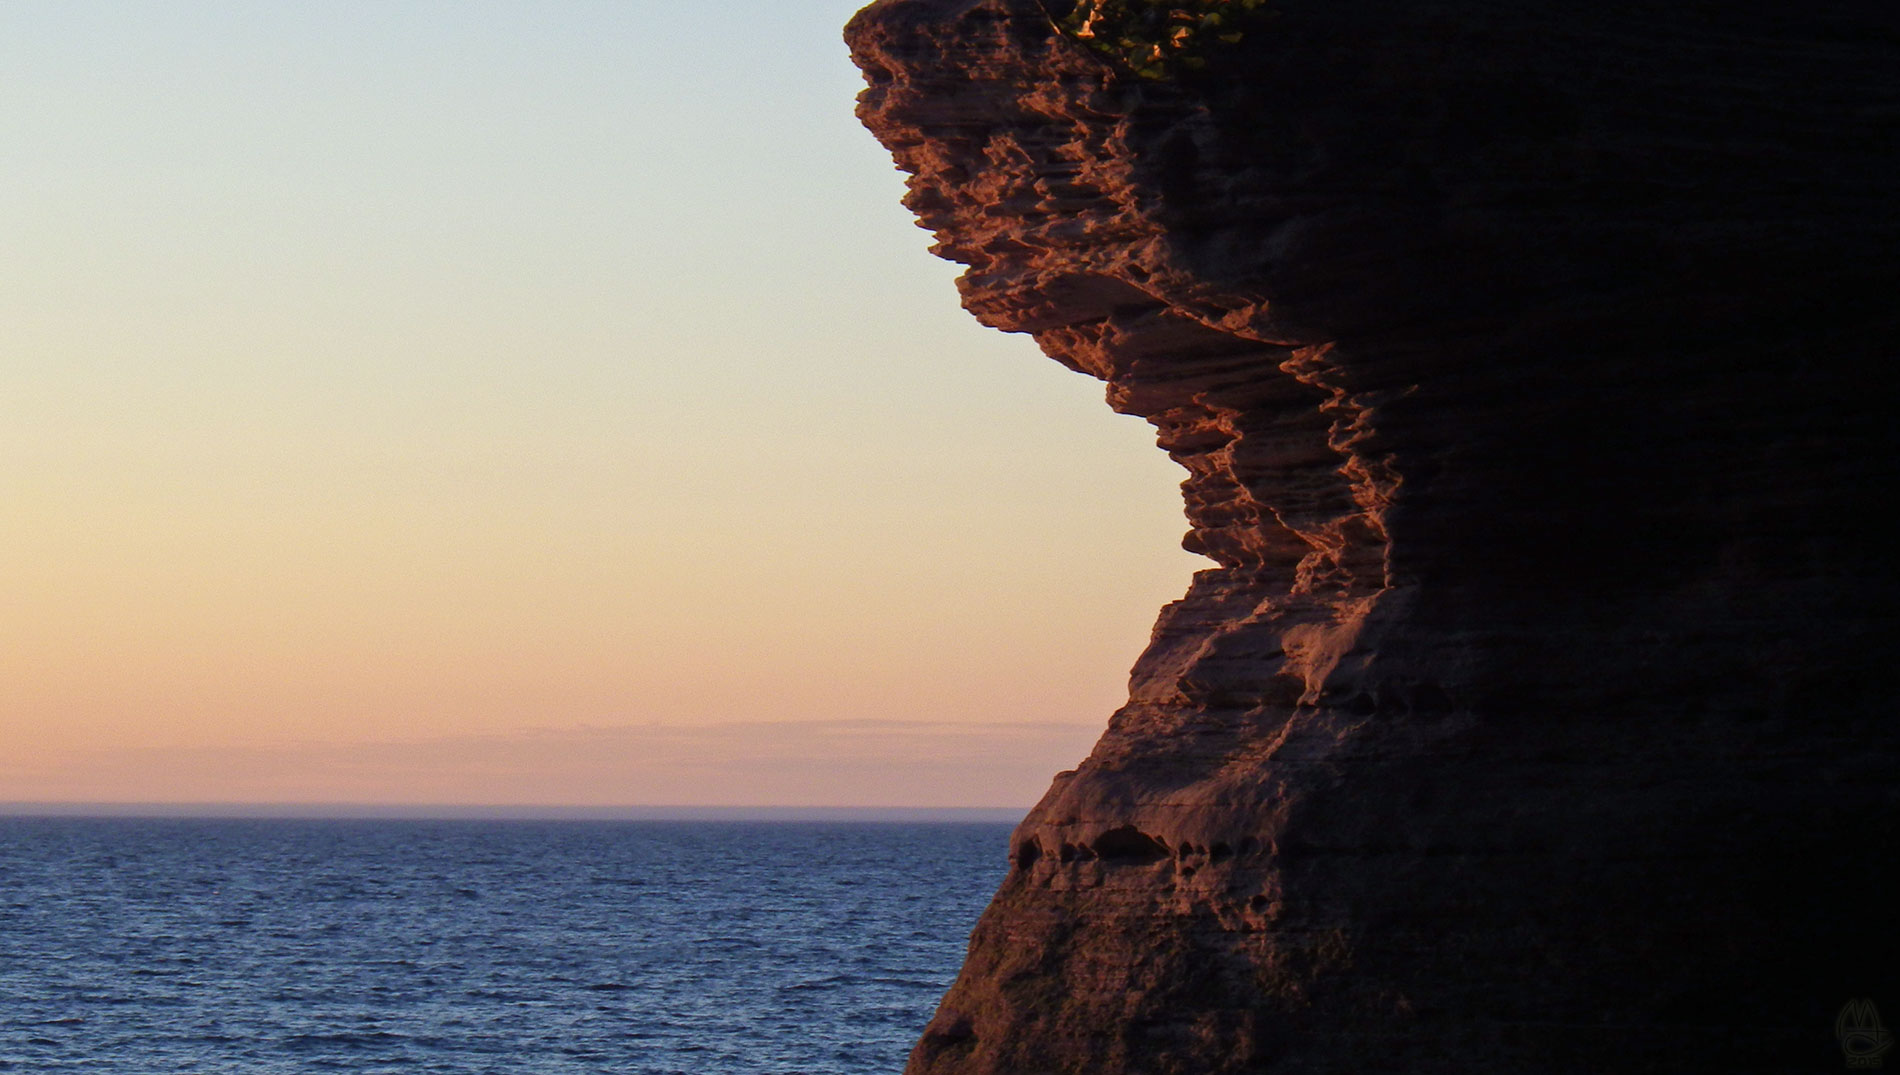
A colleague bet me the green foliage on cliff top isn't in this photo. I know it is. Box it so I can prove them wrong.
[1056,0,1270,79]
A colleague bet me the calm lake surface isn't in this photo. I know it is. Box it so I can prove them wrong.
[0,818,1011,1073]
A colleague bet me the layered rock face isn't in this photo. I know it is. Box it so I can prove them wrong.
[847,2,1900,1071]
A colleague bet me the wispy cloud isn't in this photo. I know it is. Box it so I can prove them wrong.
[4,719,1103,809]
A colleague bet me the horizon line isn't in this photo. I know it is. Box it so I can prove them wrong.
[0,801,1028,823]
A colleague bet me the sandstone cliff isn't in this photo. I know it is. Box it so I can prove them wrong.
[846,1,1900,1071]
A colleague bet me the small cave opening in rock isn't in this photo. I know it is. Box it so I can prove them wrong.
[1090,826,1170,864]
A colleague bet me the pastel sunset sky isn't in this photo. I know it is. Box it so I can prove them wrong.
[1,0,1201,809]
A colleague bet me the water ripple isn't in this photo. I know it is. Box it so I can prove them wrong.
[0,818,1007,1073]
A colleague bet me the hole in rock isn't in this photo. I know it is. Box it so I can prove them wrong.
[1092,826,1170,864]
[921,1008,977,1047]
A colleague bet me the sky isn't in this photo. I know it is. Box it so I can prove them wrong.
[0,0,1202,811]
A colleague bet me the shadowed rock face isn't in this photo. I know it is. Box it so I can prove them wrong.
[845,1,1900,1071]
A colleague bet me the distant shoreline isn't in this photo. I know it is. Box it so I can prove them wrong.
[0,802,1025,823]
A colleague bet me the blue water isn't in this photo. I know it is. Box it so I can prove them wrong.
[0,818,1010,1073]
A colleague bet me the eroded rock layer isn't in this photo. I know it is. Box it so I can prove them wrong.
[846,1,1900,1071]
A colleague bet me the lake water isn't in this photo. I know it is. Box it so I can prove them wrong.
[0,817,1010,1073]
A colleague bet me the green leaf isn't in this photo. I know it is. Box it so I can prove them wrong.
[1057,0,1270,80]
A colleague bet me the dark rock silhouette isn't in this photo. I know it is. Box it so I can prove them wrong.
[847,1,1900,1071]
